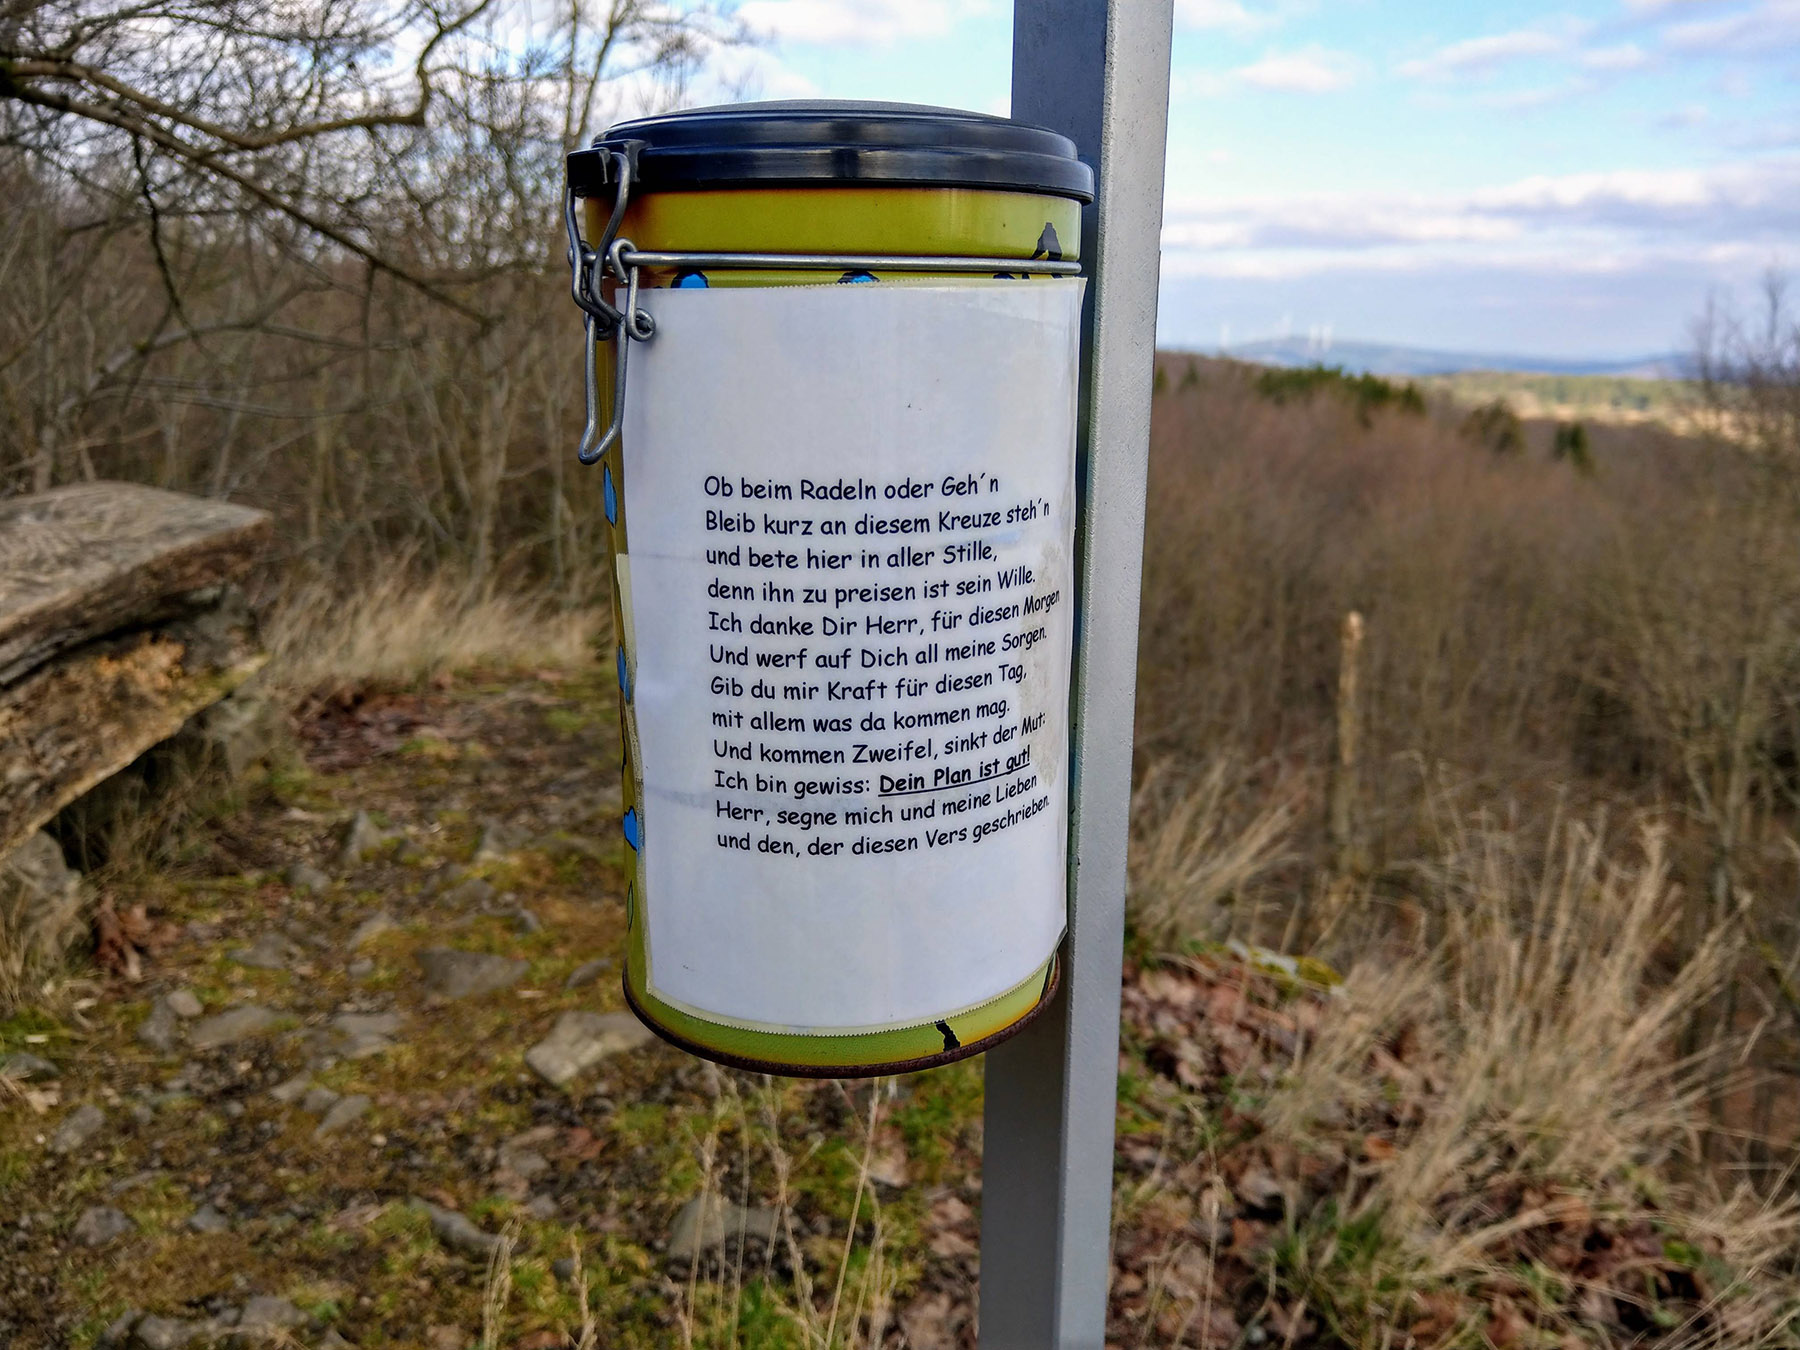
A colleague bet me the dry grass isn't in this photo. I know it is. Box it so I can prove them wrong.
[1122,790,1800,1347]
[265,576,607,693]
[1293,815,1744,1258]
[1128,756,1300,946]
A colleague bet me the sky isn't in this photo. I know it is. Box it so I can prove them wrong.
[696,0,1800,361]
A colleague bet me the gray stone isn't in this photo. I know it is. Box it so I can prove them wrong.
[228,932,297,971]
[563,958,612,990]
[551,1256,577,1283]
[328,1010,402,1059]
[189,1006,279,1050]
[236,1295,306,1333]
[187,1203,231,1234]
[346,958,375,981]
[497,1136,551,1181]
[98,1311,140,1347]
[313,1094,370,1138]
[284,862,331,894]
[525,1011,653,1087]
[107,1169,161,1196]
[166,989,204,1019]
[415,948,527,999]
[524,1194,559,1221]
[347,912,399,950]
[315,1333,354,1350]
[0,832,82,979]
[474,819,518,861]
[667,1195,778,1267]
[0,1050,58,1081]
[416,1199,500,1258]
[510,908,542,935]
[72,1204,133,1246]
[300,1086,340,1115]
[51,1102,106,1153]
[423,864,468,896]
[338,811,395,867]
[268,1073,312,1105]
[132,1315,233,1350]
[132,1316,199,1350]
[180,688,286,780]
[442,877,496,909]
[137,998,181,1054]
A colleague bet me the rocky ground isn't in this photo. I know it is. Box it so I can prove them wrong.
[2,666,1793,1349]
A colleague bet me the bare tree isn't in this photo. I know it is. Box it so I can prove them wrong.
[1693,270,1800,461]
[0,0,741,561]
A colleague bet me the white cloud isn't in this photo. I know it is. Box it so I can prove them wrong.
[1399,29,1571,80]
[1478,80,1594,109]
[700,47,822,101]
[1158,157,1800,281]
[1658,102,1712,127]
[1236,46,1358,92]
[1581,41,1653,69]
[1663,0,1800,54]
[1174,0,1311,31]
[1175,0,1264,29]
[1173,45,1357,97]
[737,0,988,46]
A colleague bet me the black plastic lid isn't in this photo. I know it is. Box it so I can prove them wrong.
[569,100,1093,203]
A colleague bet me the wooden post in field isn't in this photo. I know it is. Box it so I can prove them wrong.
[1327,610,1365,881]
[1293,608,1366,949]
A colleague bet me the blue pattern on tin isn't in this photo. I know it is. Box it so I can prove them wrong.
[603,463,617,524]
[623,807,641,852]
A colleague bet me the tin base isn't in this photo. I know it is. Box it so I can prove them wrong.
[621,956,1061,1079]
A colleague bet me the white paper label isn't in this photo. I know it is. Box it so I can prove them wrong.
[621,281,1081,1033]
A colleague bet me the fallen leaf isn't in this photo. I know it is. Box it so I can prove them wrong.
[1363,1135,1397,1162]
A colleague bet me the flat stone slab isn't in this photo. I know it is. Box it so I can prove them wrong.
[71,1204,133,1246]
[415,947,527,999]
[313,1093,370,1139]
[347,912,400,949]
[525,1010,653,1086]
[228,931,299,971]
[50,1102,106,1154]
[188,1005,279,1050]
[415,1199,501,1258]
[1,1050,58,1080]
[0,482,270,686]
[667,1195,778,1267]
[0,484,271,862]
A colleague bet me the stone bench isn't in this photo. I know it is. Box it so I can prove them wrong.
[0,483,271,998]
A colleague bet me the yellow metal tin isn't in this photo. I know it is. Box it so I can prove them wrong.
[589,182,1078,1075]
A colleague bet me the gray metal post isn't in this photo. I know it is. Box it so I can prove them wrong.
[978,2,1173,1346]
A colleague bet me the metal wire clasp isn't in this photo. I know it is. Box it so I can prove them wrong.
[566,152,655,466]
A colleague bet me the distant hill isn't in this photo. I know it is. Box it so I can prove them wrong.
[1210,336,1688,380]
